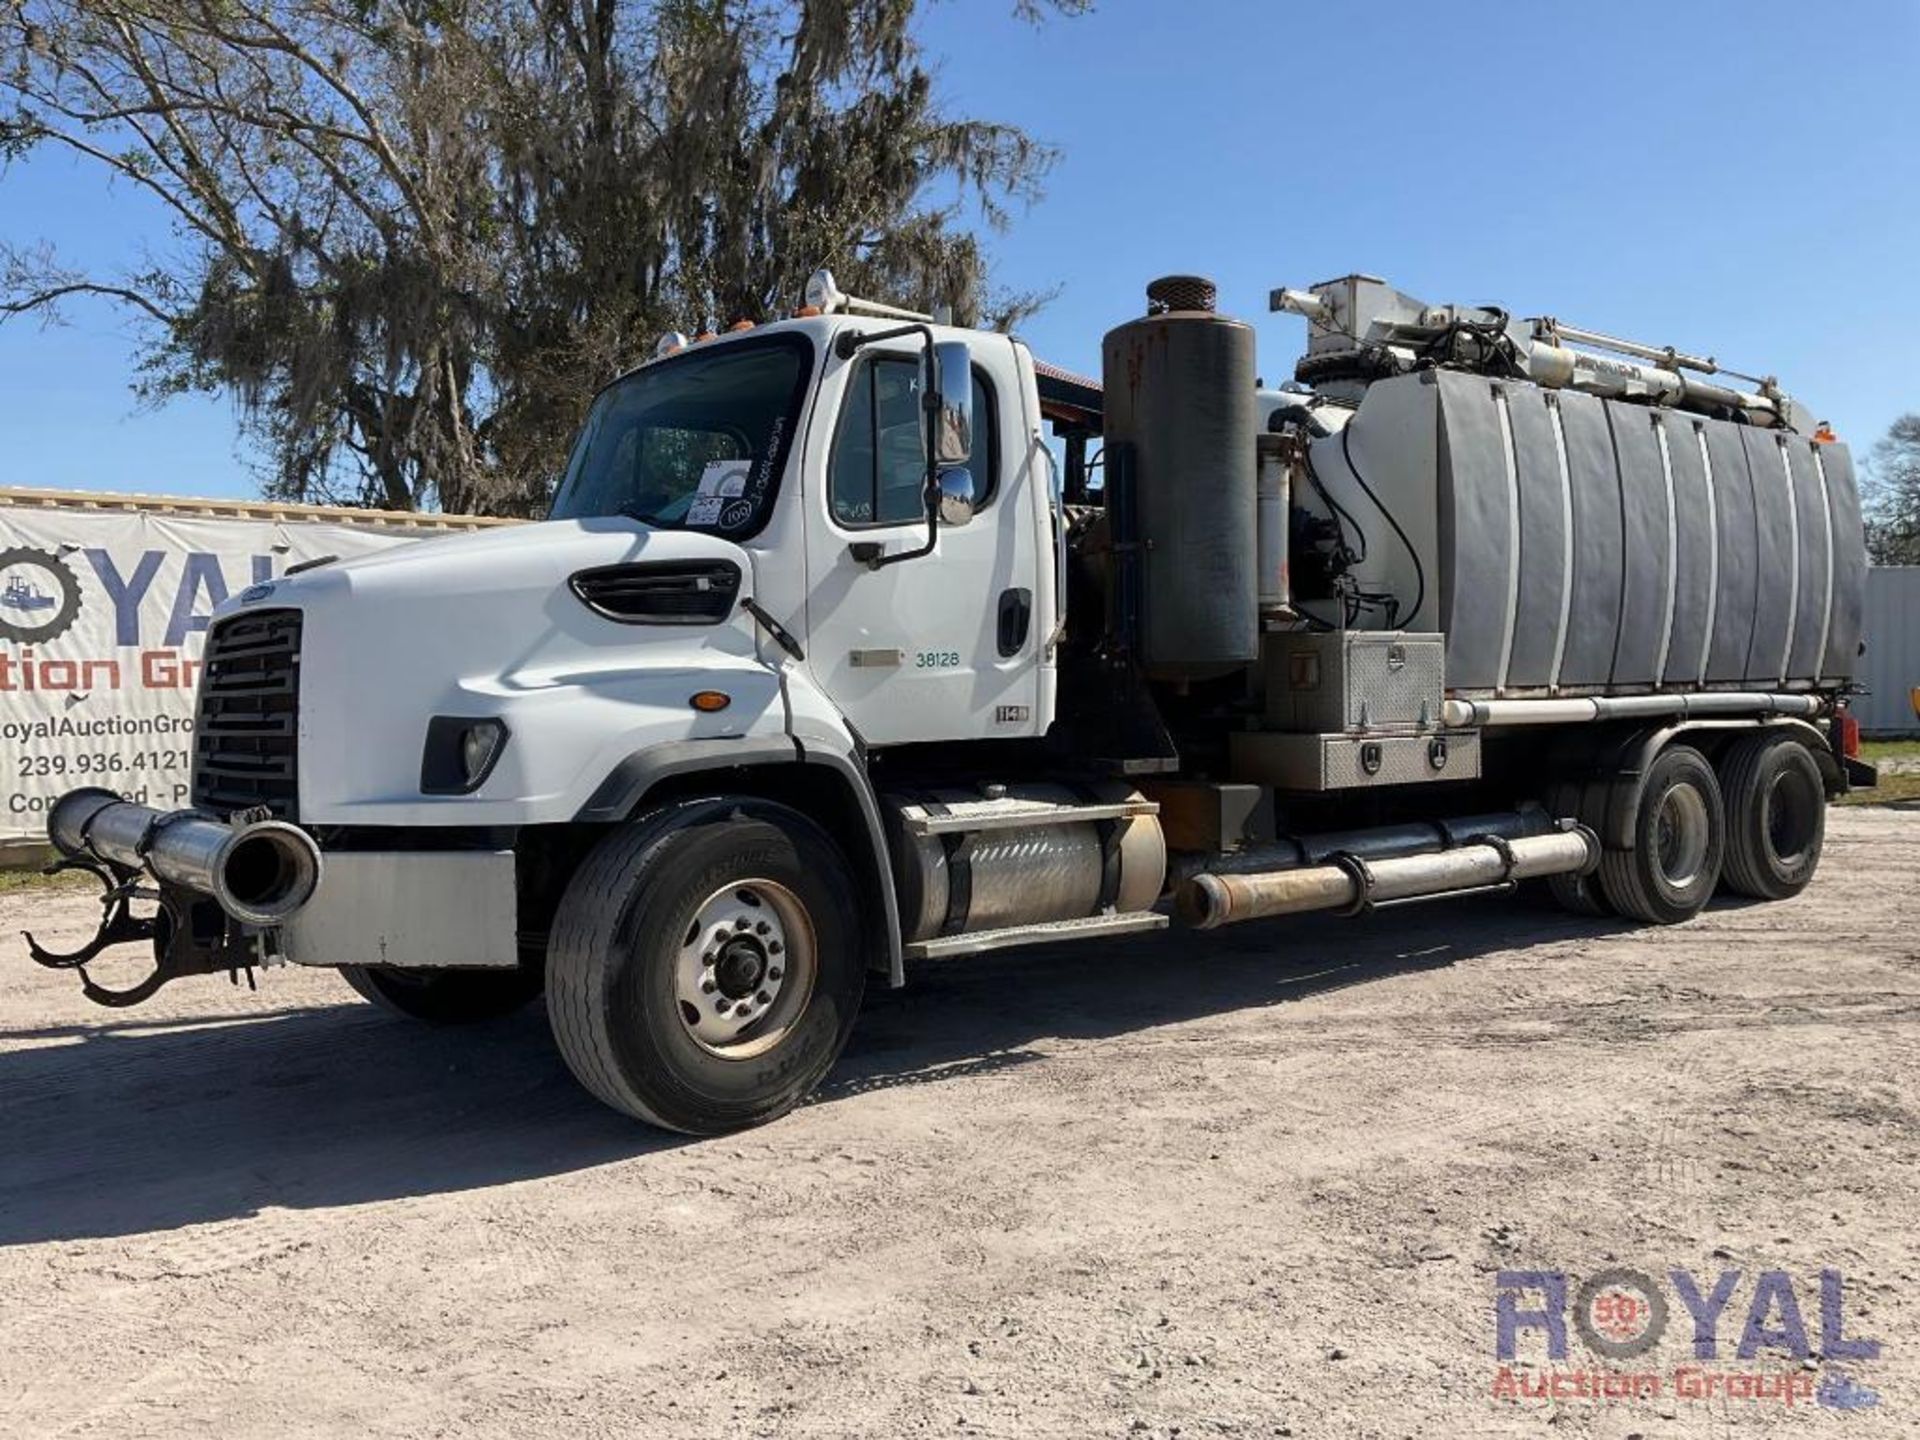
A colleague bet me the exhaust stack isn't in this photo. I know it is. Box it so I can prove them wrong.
[48,789,322,926]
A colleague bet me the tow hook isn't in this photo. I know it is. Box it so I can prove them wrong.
[21,854,271,1008]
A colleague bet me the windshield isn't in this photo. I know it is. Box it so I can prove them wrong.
[549,333,814,537]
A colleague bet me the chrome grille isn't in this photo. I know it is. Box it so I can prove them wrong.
[191,609,301,818]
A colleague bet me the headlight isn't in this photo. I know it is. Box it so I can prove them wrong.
[421,717,509,795]
[461,723,505,784]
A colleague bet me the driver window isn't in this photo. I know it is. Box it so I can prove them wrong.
[831,356,995,528]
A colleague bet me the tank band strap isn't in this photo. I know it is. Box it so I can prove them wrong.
[1329,851,1376,917]
[916,794,975,937]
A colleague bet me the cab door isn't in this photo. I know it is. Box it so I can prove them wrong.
[799,333,1043,747]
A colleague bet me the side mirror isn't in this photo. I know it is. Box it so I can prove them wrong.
[842,323,972,570]
[929,340,973,467]
[936,466,975,527]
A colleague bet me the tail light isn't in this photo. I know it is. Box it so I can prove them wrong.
[1837,706,1861,760]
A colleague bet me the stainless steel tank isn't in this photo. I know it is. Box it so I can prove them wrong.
[1101,277,1259,680]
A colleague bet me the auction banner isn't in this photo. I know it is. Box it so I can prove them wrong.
[0,504,447,843]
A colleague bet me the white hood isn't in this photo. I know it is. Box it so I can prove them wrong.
[220,518,791,827]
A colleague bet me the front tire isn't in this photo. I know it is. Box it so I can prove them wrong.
[545,801,867,1134]
[340,965,542,1023]
[1598,745,1726,924]
[1718,734,1827,900]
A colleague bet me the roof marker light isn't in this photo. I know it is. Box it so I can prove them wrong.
[652,331,688,361]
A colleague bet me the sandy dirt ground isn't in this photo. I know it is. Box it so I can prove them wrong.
[3,805,1918,1438]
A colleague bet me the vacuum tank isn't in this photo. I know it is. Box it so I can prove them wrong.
[1268,274,1865,695]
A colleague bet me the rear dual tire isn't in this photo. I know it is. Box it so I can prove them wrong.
[1549,736,1828,925]
[1599,745,1726,924]
[1717,734,1826,901]
[1545,779,1614,918]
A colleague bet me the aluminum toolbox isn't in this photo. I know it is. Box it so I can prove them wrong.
[1229,728,1481,791]
[1262,630,1444,733]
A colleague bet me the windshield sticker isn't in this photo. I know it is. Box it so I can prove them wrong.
[686,495,726,526]
[745,416,786,511]
[719,498,755,530]
[698,459,751,498]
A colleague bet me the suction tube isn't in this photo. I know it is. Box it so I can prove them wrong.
[47,788,322,926]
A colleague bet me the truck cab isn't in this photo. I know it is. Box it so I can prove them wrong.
[539,309,1059,752]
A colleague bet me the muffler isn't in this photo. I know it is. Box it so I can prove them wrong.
[47,788,322,926]
[1178,824,1599,930]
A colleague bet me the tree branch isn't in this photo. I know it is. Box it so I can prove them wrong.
[0,280,177,327]
[175,0,445,247]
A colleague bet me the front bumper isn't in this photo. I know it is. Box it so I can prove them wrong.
[281,849,520,970]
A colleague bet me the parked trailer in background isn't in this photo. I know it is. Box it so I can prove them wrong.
[20,268,1875,1132]
[0,489,510,863]
[1858,567,1920,736]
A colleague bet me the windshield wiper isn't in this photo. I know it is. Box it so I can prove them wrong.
[740,596,805,661]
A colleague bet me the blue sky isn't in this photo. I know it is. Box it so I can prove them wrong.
[2,0,1916,502]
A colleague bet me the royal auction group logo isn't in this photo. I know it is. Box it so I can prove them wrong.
[1495,1266,1882,1412]
[0,546,83,645]
[0,545,284,695]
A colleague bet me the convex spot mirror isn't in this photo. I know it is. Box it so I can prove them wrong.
[936,466,975,527]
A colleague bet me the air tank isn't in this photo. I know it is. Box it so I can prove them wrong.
[1101,276,1259,680]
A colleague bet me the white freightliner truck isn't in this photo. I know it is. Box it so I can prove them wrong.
[26,268,1874,1133]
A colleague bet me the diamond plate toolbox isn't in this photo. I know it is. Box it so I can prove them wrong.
[1262,630,1444,734]
[1228,728,1481,791]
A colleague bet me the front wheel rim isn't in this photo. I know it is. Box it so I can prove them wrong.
[674,879,817,1060]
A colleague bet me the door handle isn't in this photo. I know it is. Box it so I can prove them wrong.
[997,588,1033,657]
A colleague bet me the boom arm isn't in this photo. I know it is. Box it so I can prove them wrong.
[1272,275,1806,433]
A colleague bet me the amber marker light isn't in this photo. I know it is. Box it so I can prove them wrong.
[690,690,732,713]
